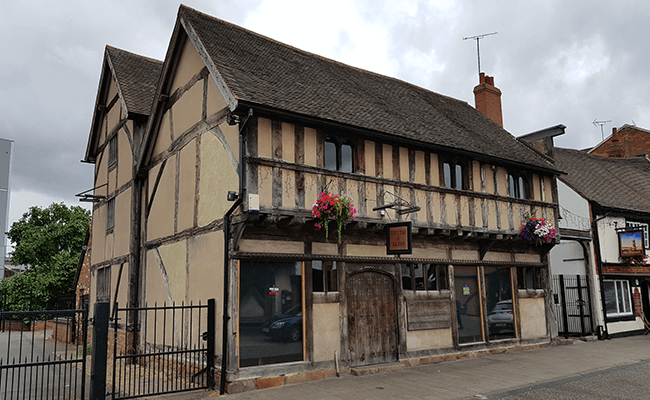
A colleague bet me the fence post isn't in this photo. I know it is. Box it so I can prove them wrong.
[559,275,569,339]
[91,302,110,400]
[207,298,216,390]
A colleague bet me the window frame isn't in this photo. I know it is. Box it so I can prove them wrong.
[401,263,448,293]
[323,136,355,173]
[312,260,339,294]
[108,134,118,170]
[106,197,115,232]
[507,171,529,199]
[440,158,467,191]
[603,279,634,319]
[517,267,544,290]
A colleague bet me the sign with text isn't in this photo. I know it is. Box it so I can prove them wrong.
[386,222,412,255]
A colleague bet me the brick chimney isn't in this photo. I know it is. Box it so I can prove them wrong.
[474,73,503,127]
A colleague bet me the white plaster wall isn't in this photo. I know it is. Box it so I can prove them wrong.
[557,180,591,231]
[597,216,626,263]
[549,240,588,276]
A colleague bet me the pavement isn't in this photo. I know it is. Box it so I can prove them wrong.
[148,335,650,400]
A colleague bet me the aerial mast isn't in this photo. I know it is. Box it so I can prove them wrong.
[592,119,612,141]
[463,32,498,76]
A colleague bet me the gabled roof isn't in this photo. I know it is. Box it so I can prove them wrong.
[139,5,559,174]
[554,147,650,214]
[84,46,162,162]
[587,124,650,155]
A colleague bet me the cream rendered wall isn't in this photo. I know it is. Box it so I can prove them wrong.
[172,83,203,138]
[597,216,626,263]
[170,38,205,94]
[414,151,425,184]
[257,118,272,159]
[91,205,106,265]
[147,155,176,240]
[406,328,453,351]
[399,147,408,181]
[95,153,108,198]
[519,297,546,339]
[152,110,172,158]
[158,241,187,304]
[313,303,340,362]
[304,128,317,167]
[197,129,239,226]
[113,188,131,257]
[382,144,392,179]
[117,127,133,188]
[206,77,227,117]
[177,141,196,232]
[111,263,129,307]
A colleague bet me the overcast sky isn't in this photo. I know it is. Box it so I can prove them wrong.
[1,1,648,243]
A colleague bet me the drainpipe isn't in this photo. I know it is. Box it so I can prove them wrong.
[220,109,253,394]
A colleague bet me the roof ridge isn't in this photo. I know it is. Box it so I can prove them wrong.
[105,45,163,65]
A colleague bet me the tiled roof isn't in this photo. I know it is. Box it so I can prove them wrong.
[106,46,162,116]
[554,147,650,213]
[178,6,556,172]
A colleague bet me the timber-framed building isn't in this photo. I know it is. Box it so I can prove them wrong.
[84,5,562,393]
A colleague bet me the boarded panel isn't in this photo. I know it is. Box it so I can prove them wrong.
[406,299,451,331]
[347,272,397,367]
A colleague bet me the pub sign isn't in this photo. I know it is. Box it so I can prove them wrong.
[386,222,412,255]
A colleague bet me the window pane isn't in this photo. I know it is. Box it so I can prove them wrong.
[414,264,425,290]
[508,175,516,197]
[326,261,338,292]
[324,140,337,170]
[616,281,625,313]
[240,261,303,367]
[455,164,463,190]
[485,267,515,341]
[518,176,525,199]
[312,261,324,293]
[603,281,618,315]
[621,281,631,313]
[401,265,413,291]
[426,264,437,291]
[341,143,353,173]
[443,163,452,188]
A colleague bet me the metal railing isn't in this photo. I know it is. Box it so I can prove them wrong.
[110,299,215,399]
[553,274,594,337]
[0,308,89,400]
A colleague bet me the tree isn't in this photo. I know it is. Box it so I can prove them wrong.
[1,203,90,310]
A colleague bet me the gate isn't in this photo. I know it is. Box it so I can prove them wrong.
[110,299,215,399]
[0,308,89,399]
[553,274,594,337]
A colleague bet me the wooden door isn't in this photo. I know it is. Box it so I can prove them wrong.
[346,271,398,366]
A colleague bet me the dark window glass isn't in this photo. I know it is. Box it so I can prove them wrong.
[324,140,337,170]
[106,197,115,231]
[312,261,338,293]
[341,143,353,173]
[402,264,447,292]
[485,267,515,341]
[240,261,303,367]
[96,266,111,302]
[401,264,413,290]
[518,176,525,199]
[108,135,117,169]
[508,173,527,199]
[443,161,464,190]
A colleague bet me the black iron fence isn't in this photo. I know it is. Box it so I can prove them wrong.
[0,308,89,400]
[553,274,594,337]
[109,300,216,399]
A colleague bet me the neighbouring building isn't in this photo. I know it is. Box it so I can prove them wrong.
[84,5,563,393]
[590,124,650,158]
[521,129,650,338]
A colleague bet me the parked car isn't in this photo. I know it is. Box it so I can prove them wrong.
[487,300,514,334]
[261,305,302,342]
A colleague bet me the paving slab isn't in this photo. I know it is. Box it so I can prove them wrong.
[149,335,650,400]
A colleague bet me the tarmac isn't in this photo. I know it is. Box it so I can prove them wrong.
[149,335,650,400]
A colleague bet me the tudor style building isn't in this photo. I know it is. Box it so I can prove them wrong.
[84,5,562,392]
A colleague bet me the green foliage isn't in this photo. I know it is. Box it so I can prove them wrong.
[1,203,90,311]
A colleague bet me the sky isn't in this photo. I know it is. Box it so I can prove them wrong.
[0,0,648,249]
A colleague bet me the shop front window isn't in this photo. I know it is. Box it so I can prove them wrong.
[485,267,516,341]
[239,261,303,367]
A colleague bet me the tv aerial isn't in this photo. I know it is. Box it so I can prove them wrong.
[463,32,498,76]
[592,119,612,141]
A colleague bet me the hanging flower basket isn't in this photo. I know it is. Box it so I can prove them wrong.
[520,215,556,245]
[312,192,357,243]
[623,255,649,266]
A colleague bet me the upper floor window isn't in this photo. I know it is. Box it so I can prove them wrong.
[324,137,354,173]
[108,135,117,170]
[508,172,528,199]
[442,160,465,190]
[106,197,115,232]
